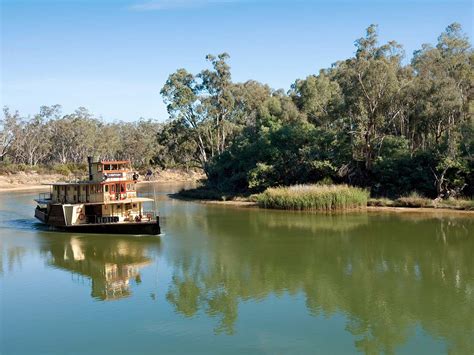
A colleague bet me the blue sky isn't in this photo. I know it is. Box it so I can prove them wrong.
[1,0,472,122]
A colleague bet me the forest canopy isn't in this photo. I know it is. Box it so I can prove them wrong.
[1,23,473,198]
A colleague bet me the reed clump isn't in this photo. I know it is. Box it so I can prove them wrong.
[256,184,369,211]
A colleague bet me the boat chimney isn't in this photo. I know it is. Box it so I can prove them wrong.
[87,156,93,181]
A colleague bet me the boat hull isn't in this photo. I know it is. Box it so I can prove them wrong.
[60,221,161,235]
[35,212,161,235]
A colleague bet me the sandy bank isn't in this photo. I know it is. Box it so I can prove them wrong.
[0,173,64,192]
[366,206,474,215]
[0,169,204,192]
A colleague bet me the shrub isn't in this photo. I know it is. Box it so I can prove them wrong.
[256,184,369,211]
[367,198,394,207]
[52,164,72,176]
[394,192,433,208]
[436,198,474,211]
[178,186,230,201]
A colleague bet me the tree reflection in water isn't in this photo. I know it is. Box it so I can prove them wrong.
[165,209,474,354]
[40,235,160,301]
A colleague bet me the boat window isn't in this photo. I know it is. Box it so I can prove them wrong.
[121,184,125,192]
[132,204,137,208]
[111,185,115,193]
[112,164,118,170]
[125,203,131,209]
[105,185,109,192]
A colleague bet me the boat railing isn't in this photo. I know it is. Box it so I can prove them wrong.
[78,194,104,203]
[86,215,120,224]
[38,192,52,201]
[141,211,157,222]
[84,212,157,224]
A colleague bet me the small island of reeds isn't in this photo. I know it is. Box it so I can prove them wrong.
[255,184,369,211]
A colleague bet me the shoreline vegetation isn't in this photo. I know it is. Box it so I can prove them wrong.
[256,185,369,211]
[177,184,474,212]
[1,24,472,208]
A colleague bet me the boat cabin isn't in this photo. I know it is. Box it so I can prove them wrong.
[35,157,160,234]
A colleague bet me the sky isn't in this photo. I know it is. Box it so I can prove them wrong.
[1,0,472,122]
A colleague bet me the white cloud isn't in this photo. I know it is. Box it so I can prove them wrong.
[129,0,239,11]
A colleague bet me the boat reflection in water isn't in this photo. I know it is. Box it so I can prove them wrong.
[41,234,160,300]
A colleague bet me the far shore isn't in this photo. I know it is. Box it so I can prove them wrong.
[0,170,203,192]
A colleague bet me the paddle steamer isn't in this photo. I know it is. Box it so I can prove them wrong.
[34,157,160,235]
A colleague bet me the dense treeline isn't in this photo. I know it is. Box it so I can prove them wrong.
[161,23,473,198]
[0,105,162,169]
[1,23,472,197]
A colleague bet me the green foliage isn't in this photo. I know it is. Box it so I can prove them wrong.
[0,105,164,168]
[178,186,231,201]
[206,121,349,193]
[1,23,472,200]
[291,71,342,126]
[256,184,369,211]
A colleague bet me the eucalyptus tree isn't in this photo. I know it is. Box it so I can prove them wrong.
[334,24,406,170]
[115,119,161,166]
[161,53,241,171]
[47,107,99,164]
[10,105,61,165]
[155,119,198,170]
[0,107,21,162]
[230,80,273,130]
[410,23,473,196]
[198,53,237,155]
[290,70,342,128]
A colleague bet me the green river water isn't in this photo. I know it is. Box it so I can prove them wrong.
[1,184,473,354]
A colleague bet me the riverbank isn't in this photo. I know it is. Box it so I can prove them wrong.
[176,186,474,213]
[174,196,474,215]
[0,169,204,192]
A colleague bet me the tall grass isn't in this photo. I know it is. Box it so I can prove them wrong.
[256,184,369,211]
[395,192,433,208]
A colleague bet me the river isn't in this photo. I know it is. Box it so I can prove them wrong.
[1,184,473,354]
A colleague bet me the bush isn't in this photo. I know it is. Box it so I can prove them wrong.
[367,198,394,207]
[372,149,438,198]
[436,198,474,211]
[256,184,369,211]
[178,186,230,201]
[52,164,72,176]
[206,123,350,193]
[394,192,433,208]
